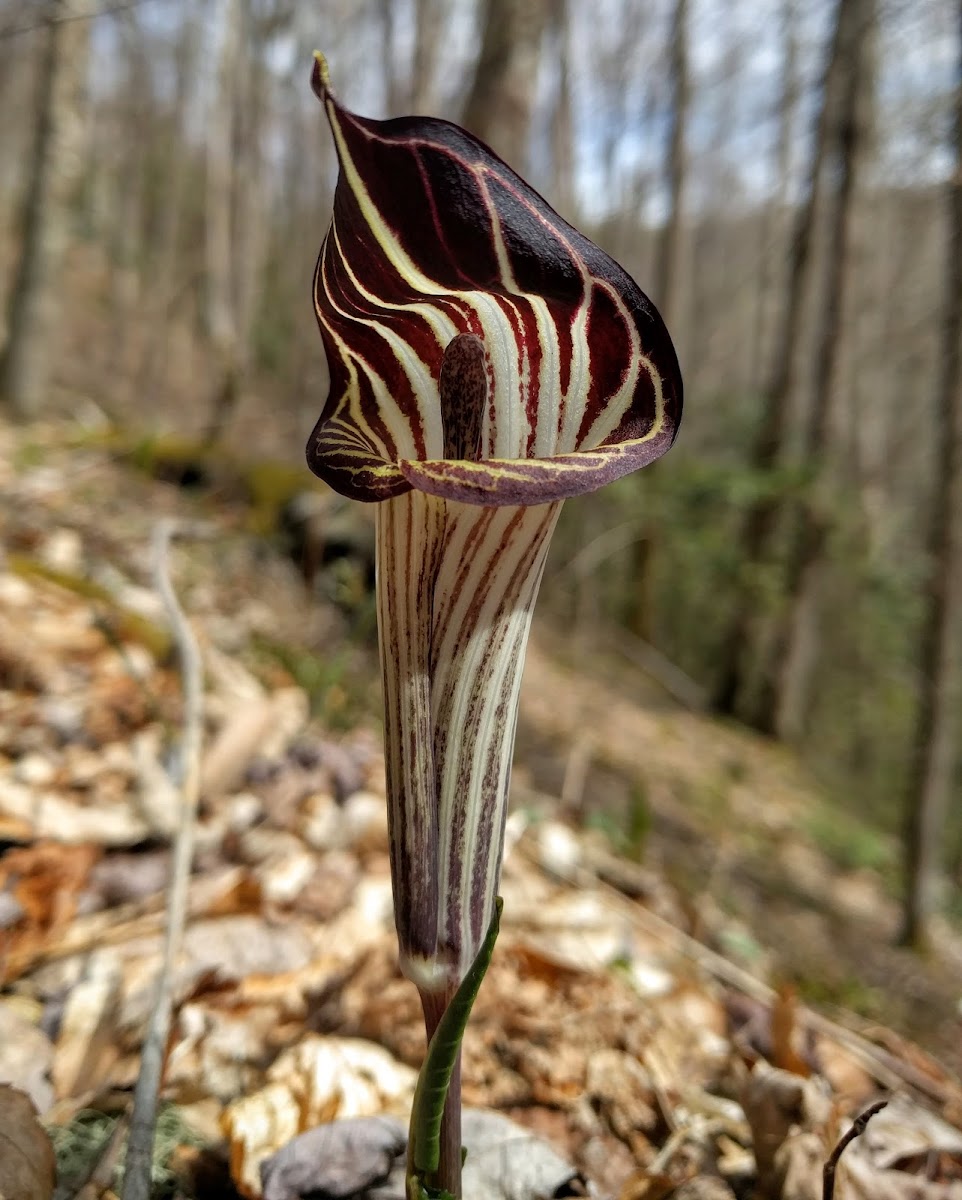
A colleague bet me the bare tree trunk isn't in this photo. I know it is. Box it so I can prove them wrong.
[901,0,962,950]
[627,0,690,647]
[105,9,151,400]
[711,0,845,719]
[234,1,270,370]
[749,0,799,394]
[140,4,199,410]
[0,0,91,419]
[653,0,690,340]
[377,0,404,114]
[410,0,443,112]
[761,0,876,740]
[548,0,575,220]
[460,0,549,173]
[203,0,243,446]
[0,26,50,227]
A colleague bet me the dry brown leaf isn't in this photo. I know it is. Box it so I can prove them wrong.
[167,1145,241,1200]
[181,914,317,983]
[775,1130,824,1200]
[508,890,628,972]
[840,1152,962,1199]
[52,950,123,1100]
[584,1048,658,1143]
[21,865,261,973]
[0,841,99,983]
[814,1037,876,1108]
[0,781,151,848]
[0,814,35,843]
[0,1001,55,1114]
[168,1002,293,1103]
[510,940,594,986]
[0,611,51,691]
[617,1168,676,1200]
[771,985,812,1077]
[863,1024,962,1099]
[201,688,307,801]
[84,672,153,744]
[0,1085,56,1200]
[199,868,264,918]
[846,1094,962,1174]
[741,1062,832,1200]
[672,1178,738,1200]
[222,1035,416,1197]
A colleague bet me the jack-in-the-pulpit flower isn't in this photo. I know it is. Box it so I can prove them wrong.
[308,52,681,1196]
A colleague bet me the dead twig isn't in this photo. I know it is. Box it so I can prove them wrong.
[121,521,205,1200]
[822,1099,888,1200]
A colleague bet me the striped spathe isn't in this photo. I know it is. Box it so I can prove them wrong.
[307,53,682,990]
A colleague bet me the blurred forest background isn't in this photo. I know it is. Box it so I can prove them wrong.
[1,0,961,955]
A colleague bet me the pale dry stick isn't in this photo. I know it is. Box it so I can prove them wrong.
[121,520,205,1200]
[822,1099,888,1200]
[610,629,708,711]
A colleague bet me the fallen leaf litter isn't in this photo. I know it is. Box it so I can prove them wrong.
[1,423,961,1200]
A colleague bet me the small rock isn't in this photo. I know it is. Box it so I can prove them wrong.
[320,742,367,804]
[354,878,395,929]
[227,792,265,832]
[260,1115,406,1200]
[15,754,56,787]
[38,697,85,743]
[260,848,317,906]
[301,793,344,850]
[341,791,388,852]
[308,1112,585,1200]
[461,1109,587,1200]
[299,851,360,922]
[91,851,170,906]
[237,826,305,867]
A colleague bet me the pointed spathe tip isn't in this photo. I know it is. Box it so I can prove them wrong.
[311,51,333,102]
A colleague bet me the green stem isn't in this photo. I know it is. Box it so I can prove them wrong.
[407,898,502,1200]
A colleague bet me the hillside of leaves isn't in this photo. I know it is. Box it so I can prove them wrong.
[1,416,961,1200]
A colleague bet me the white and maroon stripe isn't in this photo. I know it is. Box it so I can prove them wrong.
[308,66,681,506]
[377,491,560,985]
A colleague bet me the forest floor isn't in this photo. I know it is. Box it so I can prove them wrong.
[1,413,961,1200]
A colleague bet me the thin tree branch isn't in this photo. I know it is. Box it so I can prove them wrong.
[822,1099,888,1200]
[121,519,205,1200]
